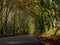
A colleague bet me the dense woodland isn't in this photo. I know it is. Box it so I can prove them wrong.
[0,0,60,36]
[0,0,60,45]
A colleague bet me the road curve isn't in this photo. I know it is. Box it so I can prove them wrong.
[0,35,40,45]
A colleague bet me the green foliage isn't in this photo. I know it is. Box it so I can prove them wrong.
[0,0,60,36]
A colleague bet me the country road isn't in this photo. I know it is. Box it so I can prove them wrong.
[0,35,40,45]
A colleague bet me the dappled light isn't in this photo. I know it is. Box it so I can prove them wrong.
[0,0,60,45]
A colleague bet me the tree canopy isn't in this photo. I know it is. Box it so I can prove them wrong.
[0,0,60,36]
